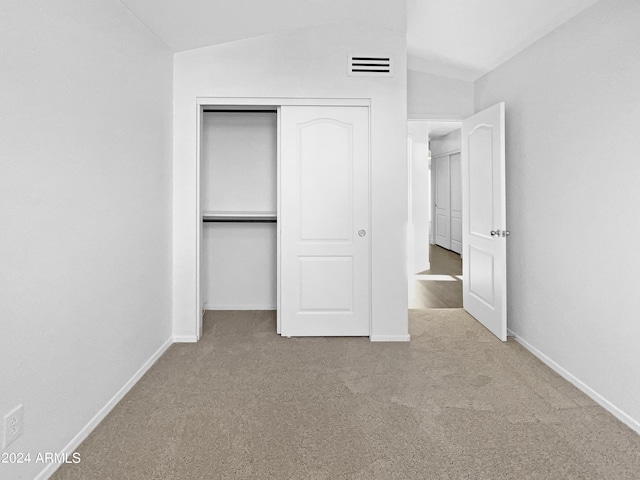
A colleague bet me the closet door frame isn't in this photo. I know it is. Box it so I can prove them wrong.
[431,148,461,253]
[195,97,372,340]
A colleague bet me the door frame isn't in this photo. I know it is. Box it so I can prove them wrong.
[195,97,372,341]
[406,115,465,310]
[407,116,465,248]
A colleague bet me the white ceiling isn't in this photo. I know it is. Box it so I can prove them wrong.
[118,0,406,52]
[119,0,599,81]
[409,121,461,142]
[427,122,462,139]
[407,0,599,81]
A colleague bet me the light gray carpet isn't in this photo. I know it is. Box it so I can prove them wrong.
[53,309,640,479]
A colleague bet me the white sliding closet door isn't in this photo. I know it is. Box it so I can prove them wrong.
[434,155,451,249]
[280,106,370,337]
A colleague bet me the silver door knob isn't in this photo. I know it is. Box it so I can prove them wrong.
[358,229,366,237]
[490,230,500,237]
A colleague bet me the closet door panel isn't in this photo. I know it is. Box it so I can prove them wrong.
[299,120,352,241]
[280,106,370,336]
[434,155,451,249]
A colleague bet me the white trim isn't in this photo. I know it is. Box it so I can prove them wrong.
[507,328,516,337]
[432,148,461,159]
[197,97,371,107]
[408,114,465,121]
[367,105,373,338]
[204,304,277,310]
[35,337,173,480]
[276,106,282,335]
[511,331,640,435]
[173,335,199,343]
[370,334,411,342]
[195,103,203,341]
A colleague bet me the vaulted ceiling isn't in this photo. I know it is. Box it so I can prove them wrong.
[119,0,599,81]
[406,0,599,80]
[118,0,406,52]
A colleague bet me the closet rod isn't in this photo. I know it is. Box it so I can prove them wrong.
[203,109,277,113]
[203,219,277,223]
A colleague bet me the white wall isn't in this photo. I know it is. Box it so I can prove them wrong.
[430,128,461,156]
[475,0,640,431]
[0,2,173,478]
[173,22,408,340]
[407,123,431,274]
[408,69,474,118]
[201,112,277,213]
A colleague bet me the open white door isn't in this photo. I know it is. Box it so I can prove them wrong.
[462,103,507,341]
[280,106,370,336]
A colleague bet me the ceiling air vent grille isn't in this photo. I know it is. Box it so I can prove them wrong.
[348,55,394,77]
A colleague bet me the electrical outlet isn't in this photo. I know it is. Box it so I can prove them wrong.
[3,405,23,449]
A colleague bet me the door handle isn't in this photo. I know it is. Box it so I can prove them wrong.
[490,230,500,237]
[358,229,366,237]
[491,230,510,237]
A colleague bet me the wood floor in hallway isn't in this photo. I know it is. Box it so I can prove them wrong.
[410,244,463,309]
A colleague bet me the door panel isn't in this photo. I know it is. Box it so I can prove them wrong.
[434,155,451,249]
[300,121,352,241]
[280,106,369,337]
[450,152,462,254]
[468,127,495,238]
[299,257,353,311]
[462,103,507,341]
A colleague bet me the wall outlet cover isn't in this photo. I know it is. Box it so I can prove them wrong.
[3,405,23,449]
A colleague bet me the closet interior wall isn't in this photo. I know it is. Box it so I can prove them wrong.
[200,110,278,310]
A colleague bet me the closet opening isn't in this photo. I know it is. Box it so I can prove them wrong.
[198,105,279,335]
[195,98,371,340]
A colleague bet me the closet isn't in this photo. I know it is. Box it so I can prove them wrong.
[198,101,371,337]
[200,108,277,311]
[431,127,462,255]
[433,152,462,254]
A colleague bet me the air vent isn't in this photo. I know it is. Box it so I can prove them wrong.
[348,55,394,77]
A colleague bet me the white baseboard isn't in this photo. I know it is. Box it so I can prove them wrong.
[204,304,276,310]
[173,335,198,343]
[370,334,411,342]
[511,331,640,435]
[36,336,173,480]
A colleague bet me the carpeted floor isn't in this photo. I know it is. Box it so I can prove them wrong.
[53,310,640,479]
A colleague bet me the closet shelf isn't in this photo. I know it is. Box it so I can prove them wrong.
[202,211,277,223]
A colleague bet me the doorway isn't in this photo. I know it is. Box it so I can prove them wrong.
[408,103,508,341]
[408,119,463,309]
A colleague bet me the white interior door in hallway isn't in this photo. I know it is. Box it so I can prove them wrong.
[280,105,370,337]
[434,152,462,254]
[462,102,507,341]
